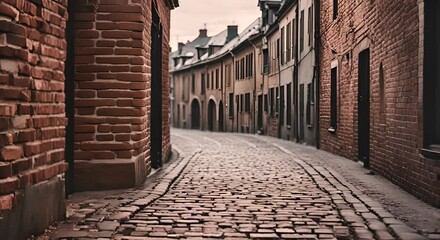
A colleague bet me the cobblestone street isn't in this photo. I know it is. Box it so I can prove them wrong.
[40,129,439,240]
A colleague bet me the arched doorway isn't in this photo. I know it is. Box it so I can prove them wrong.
[218,101,224,132]
[191,99,200,129]
[208,99,216,131]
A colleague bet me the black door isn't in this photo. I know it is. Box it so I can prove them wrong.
[299,84,305,142]
[358,49,370,167]
[208,100,216,131]
[219,101,224,132]
[191,100,200,129]
[258,95,263,131]
[150,7,163,169]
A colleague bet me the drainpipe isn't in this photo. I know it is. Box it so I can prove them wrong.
[248,39,258,133]
[221,58,224,132]
[277,41,282,139]
[314,0,321,149]
[294,4,300,142]
[228,50,237,132]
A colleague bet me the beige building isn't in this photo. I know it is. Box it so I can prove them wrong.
[171,0,318,146]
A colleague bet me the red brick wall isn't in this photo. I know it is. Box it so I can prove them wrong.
[0,0,68,210]
[73,0,172,191]
[319,0,440,206]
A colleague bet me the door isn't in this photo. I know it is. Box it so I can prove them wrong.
[258,95,263,131]
[191,100,200,129]
[299,84,305,142]
[208,100,216,131]
[150,7,163,169]
[358,49,370,167]
[219,101,224,132]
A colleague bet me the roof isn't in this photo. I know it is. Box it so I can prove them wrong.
[170,18,263,73]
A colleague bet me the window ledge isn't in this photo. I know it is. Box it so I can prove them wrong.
[328,127,336,133]
[421,147,440,160]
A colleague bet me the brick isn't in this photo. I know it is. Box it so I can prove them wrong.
[0,194,14,210]
[0,145,23,161]
[0,177,19,194]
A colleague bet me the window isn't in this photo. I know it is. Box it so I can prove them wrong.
[292,19,297,57]
[270,88,275,116]
[300,10,304,52]
[216,69,219,89]
[191,74,195,94]
[201,73,205,94]
[263,49,269,74]
[182,77,186,100]
[287,22,291,62]
[264,94,268,112]
[250,53,253,77]
[308,6,313,47]
[236,95,239,115]
[229,93,234,119]
[424,0,440,149]
[207,73,210,89]
[333,0,338,20]
[240,94,244,112]
[287,83,292,126]
[245,93,251,113]
[330,67,338,130]
[307,83,312,126]
[182,105,186,121]
[225,64,232,87]
[275,87,279,115]
[211,71,214,89]
[240,58,245,79]
[235,61,239,80]
[281,27,285,65]
[280,85,284,125]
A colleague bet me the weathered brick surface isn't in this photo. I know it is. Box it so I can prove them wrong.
[0,0,68,210]
[319,0,439,206]
[73,0,172,191]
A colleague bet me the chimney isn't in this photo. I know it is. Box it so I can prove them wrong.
[199,29,208,38]
[178,42,184,54]
[227,25,238,42]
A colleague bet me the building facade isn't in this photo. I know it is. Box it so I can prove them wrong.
[319,0,440,206]
[171,0,319,144]
[0,0,178,239]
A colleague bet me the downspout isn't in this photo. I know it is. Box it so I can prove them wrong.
[221,59,224,132]
[277,40,282,139]
[228,50,237,132]
[314,0,321,148]
[248,39,258,133]
[294,4,300,142]
[204,66,208,131]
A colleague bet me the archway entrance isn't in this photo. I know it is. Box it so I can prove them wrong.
[218,101,224,132]
[191,99,201,129]
[208,100,216,131]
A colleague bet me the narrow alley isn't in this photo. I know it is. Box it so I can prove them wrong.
[41,129,439,240]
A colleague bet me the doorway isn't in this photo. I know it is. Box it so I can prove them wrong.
[191,99,200,129]
[218,101,224,132]
[299,84,305,142]
[208,100,216,131]
[358,49,370,167]
[150,6,163,169]
[258,95,263,131]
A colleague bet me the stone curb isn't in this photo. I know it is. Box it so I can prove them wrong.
[273,143,428,240]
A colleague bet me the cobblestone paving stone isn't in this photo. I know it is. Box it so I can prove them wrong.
[37,129,433,240]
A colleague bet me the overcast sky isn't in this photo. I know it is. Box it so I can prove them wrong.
[170,0,261,51]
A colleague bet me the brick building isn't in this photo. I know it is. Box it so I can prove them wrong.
[318,0,440,206]
[0,0,178,239]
